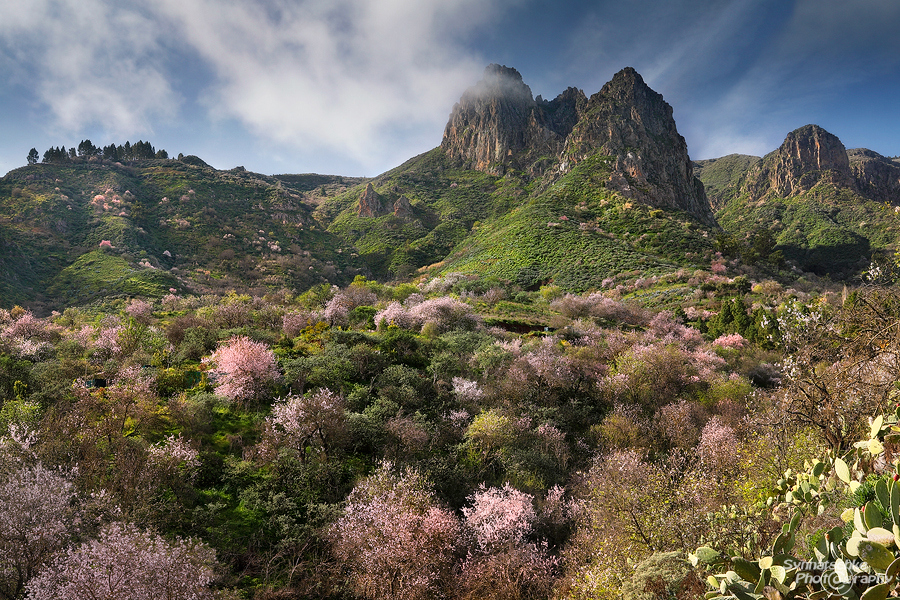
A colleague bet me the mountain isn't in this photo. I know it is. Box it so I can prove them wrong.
[698,125,900,275]
[319,65,716,289]
[1,65,718,309]
[441,65,714,226]
[0,158,368,311]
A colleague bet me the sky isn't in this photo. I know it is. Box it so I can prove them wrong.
[2,0,899,177]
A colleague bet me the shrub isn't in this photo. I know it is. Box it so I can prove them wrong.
[620,551,704,600]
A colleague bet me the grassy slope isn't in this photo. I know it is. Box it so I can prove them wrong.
[716,179,900,275]
[693,154,759,209]
[321,150,714,290]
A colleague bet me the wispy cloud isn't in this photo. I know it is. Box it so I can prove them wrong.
[0,0,516,172]
[0,0,179,137]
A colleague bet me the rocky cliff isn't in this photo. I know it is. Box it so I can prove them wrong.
[848,148,900,203]
[440,65,584,177]
[560,67,713,225]
[742,125,853,200]
[441,65,714,226]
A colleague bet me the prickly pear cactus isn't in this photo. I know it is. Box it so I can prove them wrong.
[695,408,900,600]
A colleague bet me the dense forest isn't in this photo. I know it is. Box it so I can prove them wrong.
[4,255,900,600]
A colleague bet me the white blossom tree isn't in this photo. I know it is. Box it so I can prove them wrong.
[27,522,219,600]
[0,464,75,600]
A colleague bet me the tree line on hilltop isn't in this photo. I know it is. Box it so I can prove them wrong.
[27,140,169,165]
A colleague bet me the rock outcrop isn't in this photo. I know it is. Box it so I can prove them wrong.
[393,194,413,218]
[441,65,715,226]
[743,125,854,200]
[848,148,900,203]
[357,182,383,217]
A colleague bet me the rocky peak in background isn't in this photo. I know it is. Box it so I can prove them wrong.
[441,65,714,226]
[743,125,854,200]
[441,64,584,176]
[848,148,900,203]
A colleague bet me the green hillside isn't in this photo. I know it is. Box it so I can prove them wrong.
[0,158,365,311]
[716,179,900,275]
[320,150,714,289]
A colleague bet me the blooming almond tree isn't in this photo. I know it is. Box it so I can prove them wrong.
[26,522,219,600]
[0,464,75,600]
[458,484,558,600]
[329,462,460,600]
[203,336,280,403]
[267,388,346,462]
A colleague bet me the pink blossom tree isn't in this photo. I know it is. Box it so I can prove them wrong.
[265,388,346,462]
[203,336,280,404]
[0,464,75,600]
[26,522,219,600]
[329,462,460,600]
[457,484,558,600]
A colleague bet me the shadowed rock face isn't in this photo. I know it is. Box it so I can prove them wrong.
[743,125,854,200]
[441,65,584,177]
[441,64,715,226]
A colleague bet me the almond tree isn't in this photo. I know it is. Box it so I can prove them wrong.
[457,484,557,600]
[26,522,218,600]
[202,336,280,404]
[266,388,346,462]
[0,464,75,600]
[329,462,460,600]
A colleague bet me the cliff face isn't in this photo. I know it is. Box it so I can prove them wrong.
[561,67,712,224]
[441,65,714,226]
[848,148,900,203]
[743,125,854,200]
[440,65,585,177]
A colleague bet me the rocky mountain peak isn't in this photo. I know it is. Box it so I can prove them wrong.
[441,65,714,225]
[441,64,548,175]
[560,67,714,225]
[744,125,853,199]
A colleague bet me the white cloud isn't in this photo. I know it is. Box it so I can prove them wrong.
[0,0,517,172]
[151,0,508,170]
[0,0,179,137]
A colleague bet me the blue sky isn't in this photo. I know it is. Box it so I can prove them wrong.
[2,0,899,177]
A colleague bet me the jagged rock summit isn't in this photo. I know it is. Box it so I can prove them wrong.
[738,124,900,203]
[441,65,714,226]
[743,124,853,200]
[441,64,583,177]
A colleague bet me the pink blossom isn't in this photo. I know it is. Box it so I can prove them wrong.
[463,483,535,553]
[26,522,218,600]
[374,302,417,331]
[125,299,152,323]
[282,310,315,338]
[99,240,113,249]
[203,336,280,403]
[267,389,346,460]
[329,463,460,600]
[0,464,75,600]
[697,416,740,472]
[713,333,748,349]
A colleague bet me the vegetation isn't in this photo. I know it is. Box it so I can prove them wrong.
[2,255,895,599]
